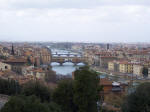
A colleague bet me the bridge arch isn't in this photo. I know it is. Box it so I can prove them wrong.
[51,51,85,66]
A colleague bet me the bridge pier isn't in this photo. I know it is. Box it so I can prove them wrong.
[74,63,77,66]
[60,62,63,66]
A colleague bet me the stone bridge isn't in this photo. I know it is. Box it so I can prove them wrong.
[52,52,81,57]
[51,56,85,65]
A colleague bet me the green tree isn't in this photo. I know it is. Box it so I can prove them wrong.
[142,67,148,77]
[53,79,77,112]
[47,102,62,112]
[0,78,20,95]
[0,55,7,60]
[122,82,150,112]
[0,95,49,112]
[22,81,51,102]
[73,66,101,112]
[27,56,32,65]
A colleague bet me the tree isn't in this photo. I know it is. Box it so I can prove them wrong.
[0,55,7,60]
[0,95,49,112]
[142,67,148,77]
[21,81,51,102]
[53,79,77,112]
[73,66,101,112]
[0,95,61,112]
[27,56,32,65]
[0,78,20,95]
[122,82,150,112]
[47,102,62,112]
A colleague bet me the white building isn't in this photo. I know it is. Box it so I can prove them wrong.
[0,62,11,71]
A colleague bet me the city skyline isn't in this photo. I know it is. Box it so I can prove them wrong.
[0,0,150,42]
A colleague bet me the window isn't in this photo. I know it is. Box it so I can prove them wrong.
[5,66,8,69]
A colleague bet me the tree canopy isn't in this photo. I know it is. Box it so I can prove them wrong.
[73,66,101,112]
[0,78,20,95]
[53,66,102,112]
[22,81,51,102]
[0,66,102,112]
[142,67,148,77]
[122,82,150,112]
[53,79,77,112]
[0,95,61,112]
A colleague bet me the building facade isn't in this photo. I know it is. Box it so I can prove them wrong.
[0,62,11,71]
[133,64,143,76]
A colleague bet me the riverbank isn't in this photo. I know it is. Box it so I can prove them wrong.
[91,66,150,84]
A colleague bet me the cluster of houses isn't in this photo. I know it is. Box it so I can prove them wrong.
[84,46,150,78]
[108,60,147,77]
[0,43,53,85]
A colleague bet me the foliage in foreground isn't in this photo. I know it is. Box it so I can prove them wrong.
[0,66,102,112]
[53,66,102,112]
[122,82,150,112]
[0,78,20,95]
[0,95,61,112]
[53,80,77,112]
[74,66,101,112]
[21,81,51,102]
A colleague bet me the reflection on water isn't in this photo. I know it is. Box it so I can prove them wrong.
[51,62,84,75]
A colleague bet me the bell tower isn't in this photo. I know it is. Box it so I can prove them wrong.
[11,44,15,55]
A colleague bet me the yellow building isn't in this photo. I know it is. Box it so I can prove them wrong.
[119,61,133,74]
[108,61,114,71]
[108,60,120,72]
[127,63,133,73]
[119,62,127,73]
[133,64,143,76]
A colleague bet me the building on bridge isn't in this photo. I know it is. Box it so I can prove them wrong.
[51,53,85,66]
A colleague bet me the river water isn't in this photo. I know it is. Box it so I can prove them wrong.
[50,49,84,75]
[51,62,84,75]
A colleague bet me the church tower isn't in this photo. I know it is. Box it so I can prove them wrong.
[11,44,15,55]
[107,43,109,50]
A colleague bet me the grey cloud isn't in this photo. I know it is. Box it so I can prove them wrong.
[0,0,150,42]
[1,0,150,9]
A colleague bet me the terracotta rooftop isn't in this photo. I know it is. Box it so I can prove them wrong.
[100,56,116,58]
[32,68,45,73]
[100,78,113,86]
[3,58,27,63]
[128,50,149,55]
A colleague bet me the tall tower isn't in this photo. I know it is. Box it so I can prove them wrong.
[107,43,109,50]
[11,44,15,55]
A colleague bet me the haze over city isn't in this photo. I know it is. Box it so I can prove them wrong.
[0,0,150,42]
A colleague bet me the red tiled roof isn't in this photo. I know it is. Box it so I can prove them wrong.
[32,68,45,73]
[100,56,116,58]
[3,58,27,63]
[100,78,113,86]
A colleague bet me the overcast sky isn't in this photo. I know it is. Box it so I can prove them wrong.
[0,0,150,42]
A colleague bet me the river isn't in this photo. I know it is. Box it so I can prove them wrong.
[50,49,85,75]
